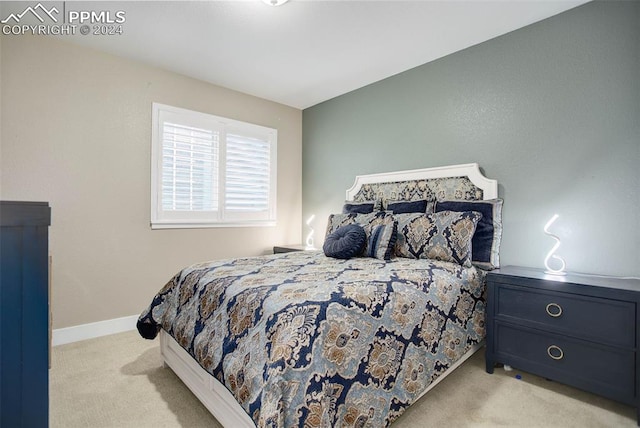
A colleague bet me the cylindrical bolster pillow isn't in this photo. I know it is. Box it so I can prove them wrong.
[323,224,366,259]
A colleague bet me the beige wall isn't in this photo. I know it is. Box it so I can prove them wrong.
[0,35,302,329]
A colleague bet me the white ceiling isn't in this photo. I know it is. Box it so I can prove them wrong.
[2,0,589,109]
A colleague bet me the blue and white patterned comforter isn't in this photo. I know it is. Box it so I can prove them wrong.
[137,250,486,427]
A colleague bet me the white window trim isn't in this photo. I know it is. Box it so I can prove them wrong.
[151,103,277,229]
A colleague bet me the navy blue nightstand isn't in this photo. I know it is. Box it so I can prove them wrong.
[485,266,640,425]
[273,244,315,254]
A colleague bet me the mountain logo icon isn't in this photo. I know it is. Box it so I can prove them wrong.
[1,3,59,24]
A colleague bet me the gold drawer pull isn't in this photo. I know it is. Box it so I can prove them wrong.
[547,345,564,360]
[545,303,563,317]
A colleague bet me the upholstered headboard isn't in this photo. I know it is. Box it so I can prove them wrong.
[346,163,497,203]
[340,163,501,269]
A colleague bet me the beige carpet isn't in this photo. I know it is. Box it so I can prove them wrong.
[50,330,636,427]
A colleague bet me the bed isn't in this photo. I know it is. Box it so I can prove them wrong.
[137,163,502,427]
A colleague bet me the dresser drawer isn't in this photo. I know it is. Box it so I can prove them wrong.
[495,323,636,403]
[495,284,635,348]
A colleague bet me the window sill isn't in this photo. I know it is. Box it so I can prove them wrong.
[151,220,276,229]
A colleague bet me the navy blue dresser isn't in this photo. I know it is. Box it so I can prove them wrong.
[485,266,640,424]
[1,201,51,427]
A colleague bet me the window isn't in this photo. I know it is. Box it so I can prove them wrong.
[151,103,277,228]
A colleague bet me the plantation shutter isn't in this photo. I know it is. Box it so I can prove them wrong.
[161,122,219,211]
[151,103,276,228]
[225,133,271,212]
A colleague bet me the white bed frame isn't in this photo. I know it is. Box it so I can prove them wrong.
[160,162,498,427]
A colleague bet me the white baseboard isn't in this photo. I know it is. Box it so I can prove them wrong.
[52,314,138,346]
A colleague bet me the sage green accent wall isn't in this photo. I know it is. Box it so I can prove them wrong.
[303,1,639,276]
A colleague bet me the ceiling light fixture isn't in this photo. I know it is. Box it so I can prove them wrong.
[262,0,289,6]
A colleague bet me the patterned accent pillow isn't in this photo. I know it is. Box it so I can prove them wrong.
[326,211,395,256]
[366,221,398,260]
[384,199,434,214]
[395,211,483,267]
[435,199,503,270]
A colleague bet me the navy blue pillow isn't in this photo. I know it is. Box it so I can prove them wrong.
[342,202,375,214]
[386,199,429,214]
[323,224,367,259]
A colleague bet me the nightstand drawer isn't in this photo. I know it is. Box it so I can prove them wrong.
[496,285,635,348]
[496,323,636,402]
